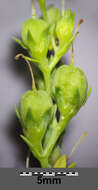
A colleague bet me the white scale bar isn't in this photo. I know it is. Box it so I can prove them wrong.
[20,171,79,177]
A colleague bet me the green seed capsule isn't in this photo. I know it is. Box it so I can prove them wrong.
[45,5,61,24]
[51,65,88,117]
[20,90,53,139]
[21,19,50,60]
[56,9,75,45]
[15,90,54,159]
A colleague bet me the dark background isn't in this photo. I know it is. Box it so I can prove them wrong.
[0,0,97,167]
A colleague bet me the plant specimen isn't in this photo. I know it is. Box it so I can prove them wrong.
[14,0,91,168]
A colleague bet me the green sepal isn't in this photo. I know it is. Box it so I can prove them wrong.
[27,30,35,44]
[20,134,34,152]
[13,37,27,49]
[40,24,51,40]
[20,134,43,159]
[42,104,57,148]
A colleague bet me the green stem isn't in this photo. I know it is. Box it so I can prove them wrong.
[32,0,36,19]
[24,56,42,65]
[49,32,79,72]
[43,69,51,94]
[37,0,47,19]
[40,158,51,168]
[62,0,65,16]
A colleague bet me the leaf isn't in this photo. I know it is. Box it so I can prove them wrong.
[68,162,76,168]
[53,154,66,168]
[13,37,27,49]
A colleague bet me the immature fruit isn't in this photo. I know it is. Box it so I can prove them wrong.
[45,5,61,24]
[18,90,54,158]
[56,9,75,45]
[20,90,53,139]
[21,19,49,60]
[51,65,88,117]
